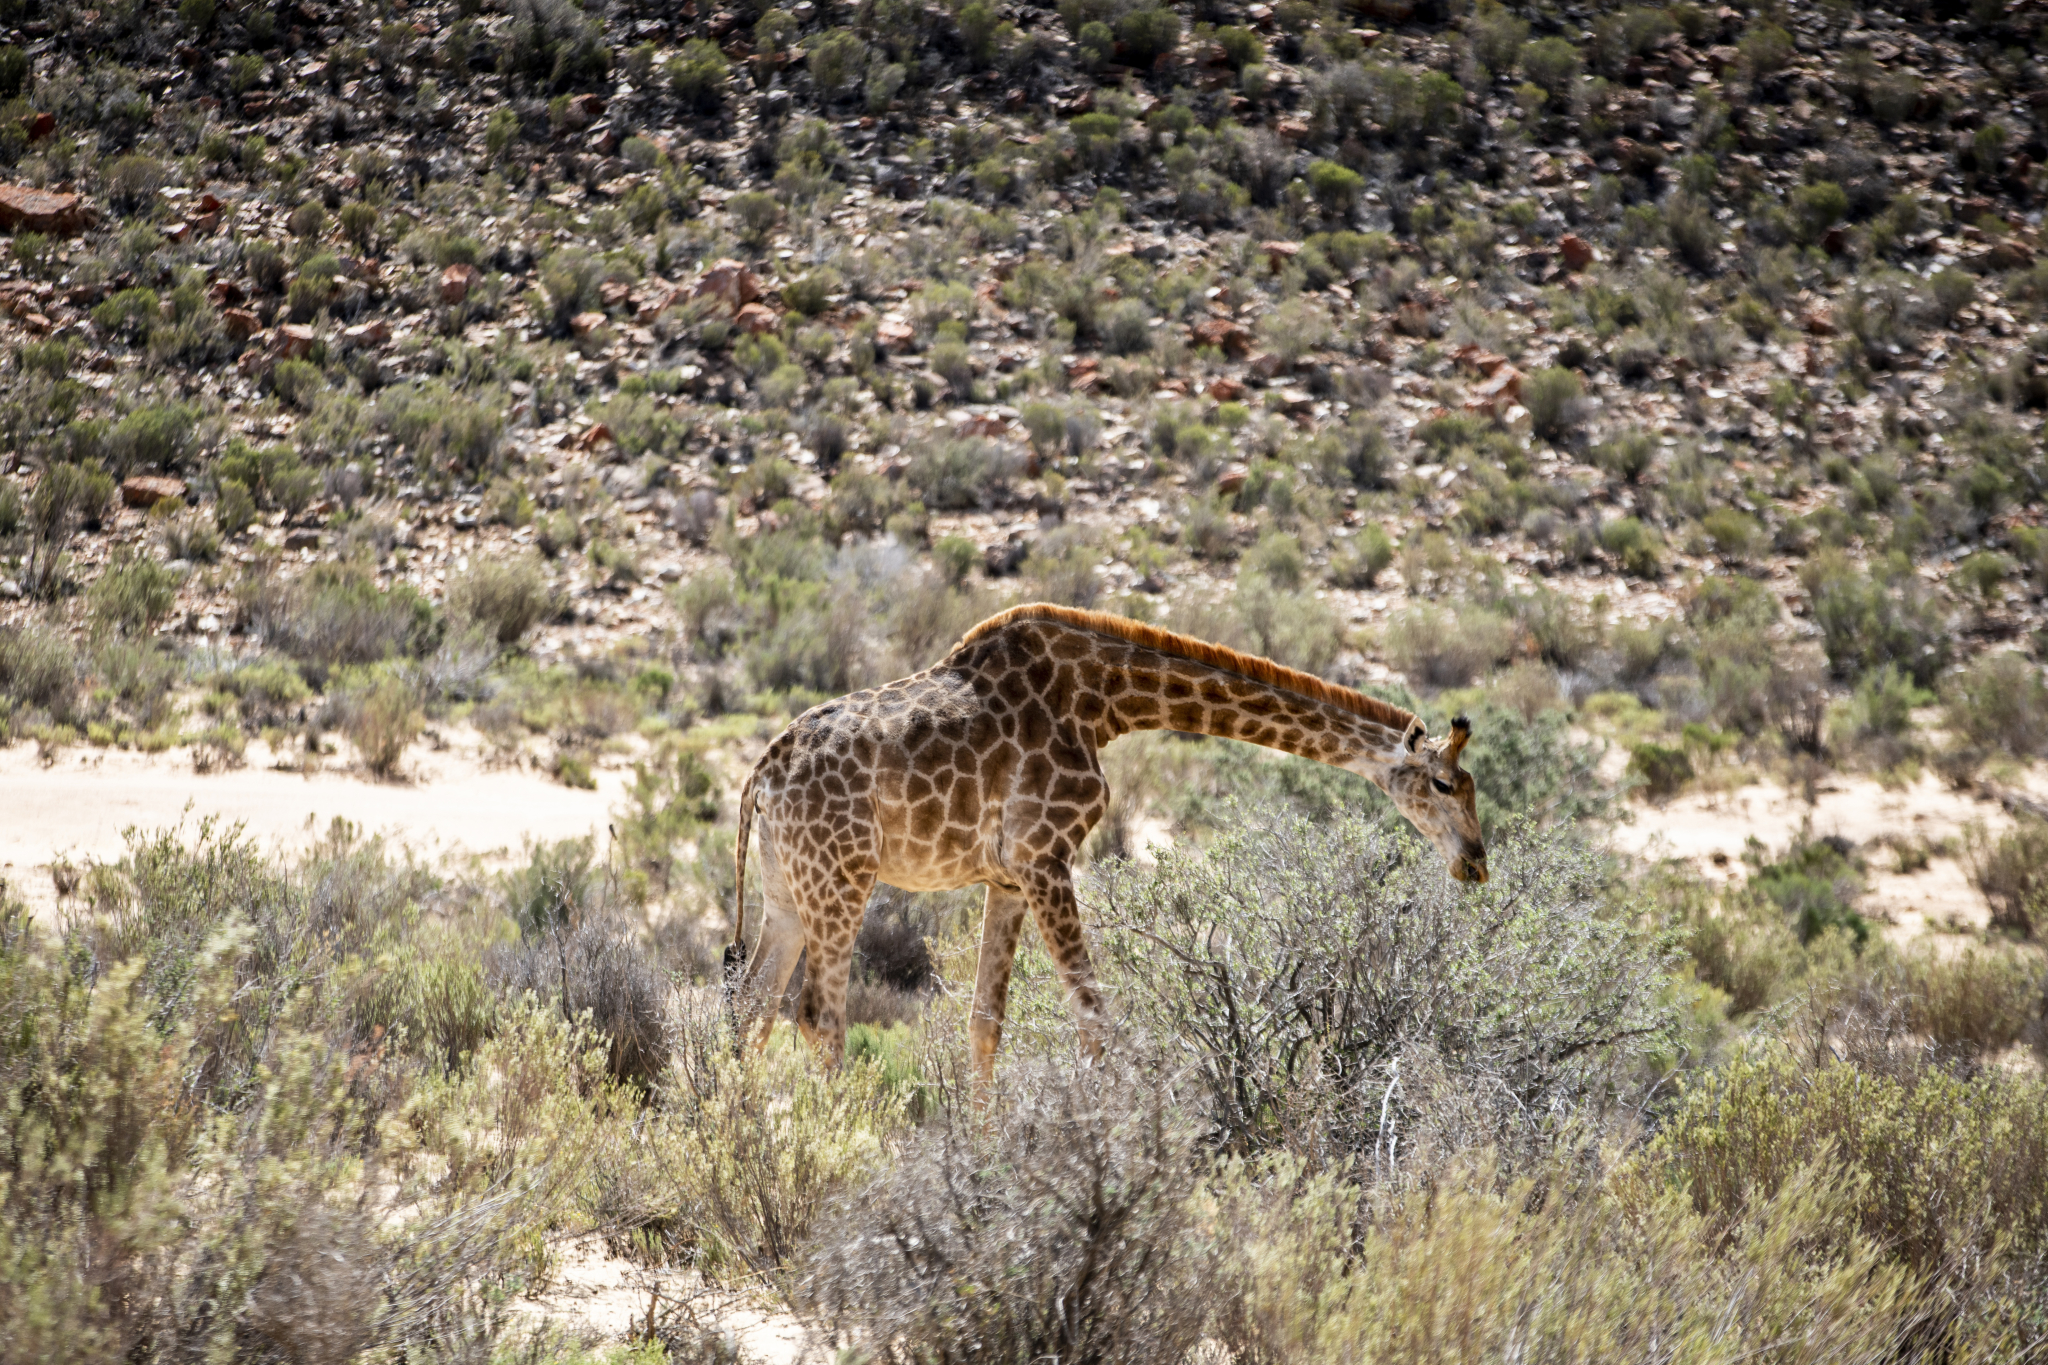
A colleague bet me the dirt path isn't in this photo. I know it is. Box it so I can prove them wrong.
[513,1237,810,1362]
[0,732,627,920]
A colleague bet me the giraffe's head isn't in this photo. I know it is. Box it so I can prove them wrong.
[1383,715,1487,883]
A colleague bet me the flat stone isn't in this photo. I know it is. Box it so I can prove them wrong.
[0,184,92,234]
[440,262,479,304]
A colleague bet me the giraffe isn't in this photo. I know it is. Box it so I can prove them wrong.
[722,603,1487,1081]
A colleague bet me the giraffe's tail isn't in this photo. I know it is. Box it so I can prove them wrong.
[726,760,761,969]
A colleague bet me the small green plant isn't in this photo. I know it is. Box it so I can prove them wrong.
[1628,741,1693,801]
[1522,366,1583,441]
[343,672,423,778]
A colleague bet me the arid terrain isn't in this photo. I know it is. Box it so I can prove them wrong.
[2,0,2047,1358]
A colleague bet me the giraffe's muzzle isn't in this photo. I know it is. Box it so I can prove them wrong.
[1452,856,1489,884]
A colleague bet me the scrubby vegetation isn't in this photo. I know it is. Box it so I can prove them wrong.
[1,0,2047,1354]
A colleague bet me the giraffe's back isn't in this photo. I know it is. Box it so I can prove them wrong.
[751,631,1107,894]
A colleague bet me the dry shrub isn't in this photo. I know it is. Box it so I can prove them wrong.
[1967,817,2048,937]
[1634,1047,2048,1318]
[488,912,673,1088]
[1383,603,1515,689]
[1894,943,2045,1059]
[343,672,424,777]
[800,1059,1210,1365]
[1092,813,1676,1166]
[1220,1151,1958,1364]
[448,553,556,646]
[636,1021,907,1278]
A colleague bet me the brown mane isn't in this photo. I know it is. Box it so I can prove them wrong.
[954,603,1420,734]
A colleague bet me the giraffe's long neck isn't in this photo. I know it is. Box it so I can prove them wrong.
[1086,644,1411,782]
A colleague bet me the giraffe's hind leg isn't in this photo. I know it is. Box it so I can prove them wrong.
[971,884,1030,1091]
[792,870,877,1067]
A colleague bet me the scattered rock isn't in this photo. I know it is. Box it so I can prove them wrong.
[275,324,318,359]
[120,475,188,509]
[440,262,480,304]
[283,529,322,551]
[570,310,608,336]
[693,258,762,313]
[1558,234,1595,270]
[734,301,779,334]
[1191,317,1252,355]
[222,308,262,341]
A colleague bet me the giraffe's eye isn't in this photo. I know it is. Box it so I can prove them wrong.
[1431,777,1454,795]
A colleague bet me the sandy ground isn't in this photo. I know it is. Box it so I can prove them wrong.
[0,730,628,922]
[513,1238,810,1362]
[1613,770,2042,947]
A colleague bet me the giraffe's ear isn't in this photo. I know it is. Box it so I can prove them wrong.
[1404,720,1425,753]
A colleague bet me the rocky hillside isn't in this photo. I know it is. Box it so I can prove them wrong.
[0,0,2044,790]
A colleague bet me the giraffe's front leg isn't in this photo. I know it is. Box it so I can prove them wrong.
[1019,860,1109,1063]
[971,884,1030,1093]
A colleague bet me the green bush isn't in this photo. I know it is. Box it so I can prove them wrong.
[903,438,1019,510]
[87,551,179,638]
[1520,35,1581,104]
[1385,603,1513,689]
[1637,1047,2048,1274]
[1522,366,1582,440]
[1802,554,1949,686]
[1599,516,1662,577]
[1747,834,1866,946]
[1306,159,1363,217]
[0,624,78,723]
[1115,6,1180,66]
[0,45,28,101]
[447,555,554,647]
[340,671,423,777]
[216,439,318,515]
[668,38,730,111]
[1966,817,2048,938]
[1628,741,1693,801]
[240,562,439,683]
[1944,652,2048,759]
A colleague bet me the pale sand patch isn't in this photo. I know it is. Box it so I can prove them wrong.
[0,733,627,921]
[1611,772,2026,942]
[513,1237,809,1363]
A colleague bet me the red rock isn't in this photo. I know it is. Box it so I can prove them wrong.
[343,319,390,346]
[576,423,614,450]
[1260,239,1301,270]
[195,192,224,214]
[1558,234,1594,270]
[1275,118,1310,142]
[561,93,606,128]
[1249,352,1289,380]
[693,258,761,312]
[1206,376,1246,402]
[222,307,262,341]
[1801,307,1834,336]
[275,323,317,359]
[208,279,246,308]
[1465,364,1524,416]
[635,285,682,323]
[570,310,608,336]
[21,112,53,141]
[874,318,915,352]
[0,184,92,235]
[1216,464,1249,495]
[1155,377,1189,396]
[284,528,322,551]
[1190,317,1252,356]
[599,279,633,308]
[734,301,779,334]
[238,343,274,375]
[162,221,190,243]
[439,262,479,304]
[956,413,1011,438]
[121,475,187,508]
